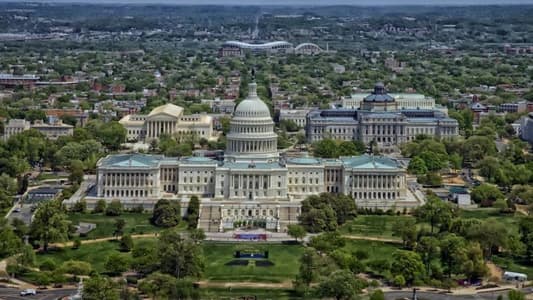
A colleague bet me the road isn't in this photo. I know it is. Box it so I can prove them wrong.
[385,288,533,300]
[0,288,77,300]
[6,204,34,225]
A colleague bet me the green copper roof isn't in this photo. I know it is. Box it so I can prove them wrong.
[181,157,217,164]
[100,154,163,168]
[286,157,322,165]
[340,154,399,169]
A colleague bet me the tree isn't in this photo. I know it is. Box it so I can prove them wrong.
[415,236,440,276]
[471,184,505,207]
[392,218,417,249]
[317,270,365,300]
[295,249,318,288]
[60,260,92,275]
[309,231,345,253]
[83,275,119,300]
[68,159,84,184]
[104,253,130,276]
[0,223,23,259]
[391,250,424,285]
[151,199,181,227]
[186,196,199,229]
[467,220,508,259]
[188,228,206,243]
[299,194,349,233]
[440,234,467,278]
[17,244,36,267]
[30,200,69,252]
[120,234,134,252]
[287,224,306,242]
[312,139,338,158]
[508,290,525,300]
[158,229,204,278]
[369,289,385,300]
[393,275,406,288]
[93,199,106,213]
[131,242,159,275]
[105,200,123,216]
[138,272,178,300]
[87,120,126,151]
[415,195,455,234]
[408,157,428,175]
[113,218,126,239]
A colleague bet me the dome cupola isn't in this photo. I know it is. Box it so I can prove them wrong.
[225,81,278,161]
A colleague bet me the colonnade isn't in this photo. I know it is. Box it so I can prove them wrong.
[228,139,277,153]
[102,172,154,187]
[146,120,176,138]
[231,174,270,191]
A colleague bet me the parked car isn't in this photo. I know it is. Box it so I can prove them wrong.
[13,208,21,213]
[20,289,36,296]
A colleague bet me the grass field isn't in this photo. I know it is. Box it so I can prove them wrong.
[492,255,533,279]
[200,287,301,299]
[339,215,412,239]
[37,239,306,282]
[202,242,305,283]
[67,212,182,239]
[459,208,523,234]
[37,239,133,273]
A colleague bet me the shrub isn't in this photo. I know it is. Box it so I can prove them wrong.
[104,253,130,276]
[71,200,86,213]
[105,200,123,216]
[93,199,106,213]
[60,260,92,275]
[119,234,134,252]
[72,238,81,250]
[39,259,57,271]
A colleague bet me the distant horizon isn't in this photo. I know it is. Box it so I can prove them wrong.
[2,0,533,6]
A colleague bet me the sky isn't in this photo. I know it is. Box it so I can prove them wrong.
[3,0,533,5]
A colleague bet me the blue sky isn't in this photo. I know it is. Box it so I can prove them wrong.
[3,0,533,5]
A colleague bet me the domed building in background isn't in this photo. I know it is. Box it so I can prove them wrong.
[72,79,417,233]
[225,82,279,161]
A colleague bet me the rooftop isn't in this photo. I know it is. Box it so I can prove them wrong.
[99,154,163,168]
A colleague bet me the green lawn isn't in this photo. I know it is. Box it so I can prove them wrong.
[492,255,533,279]
[37,239,135,273]
[200,287,300,300]
[67,212,182,239]
[339,215,412,239]
[341,239,400,261]
[37,240,307,283]
[202,242,305,283]
[459,208,523,234]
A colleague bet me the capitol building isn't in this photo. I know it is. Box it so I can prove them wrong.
[76,82,418,232]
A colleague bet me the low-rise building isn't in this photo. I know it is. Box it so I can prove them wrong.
[279,109,310,128]
[119,103,214,142]
[307,84,459,151]
[3,119,31,140]
[31,120,74,139]
[200,98,236,114]
[520,112,533,145]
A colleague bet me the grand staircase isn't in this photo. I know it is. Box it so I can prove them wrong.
[198,205,221,232]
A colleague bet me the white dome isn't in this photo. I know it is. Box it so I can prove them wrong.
[233,82,271,119]
[225,82,278,161]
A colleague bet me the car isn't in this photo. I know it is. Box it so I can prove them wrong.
[13,208,21,213]
[20,289,36,296]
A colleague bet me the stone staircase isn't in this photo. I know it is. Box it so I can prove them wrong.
[198,205,221,233]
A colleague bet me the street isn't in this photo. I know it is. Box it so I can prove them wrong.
[0,288,77,300]
[384,288,533,300]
